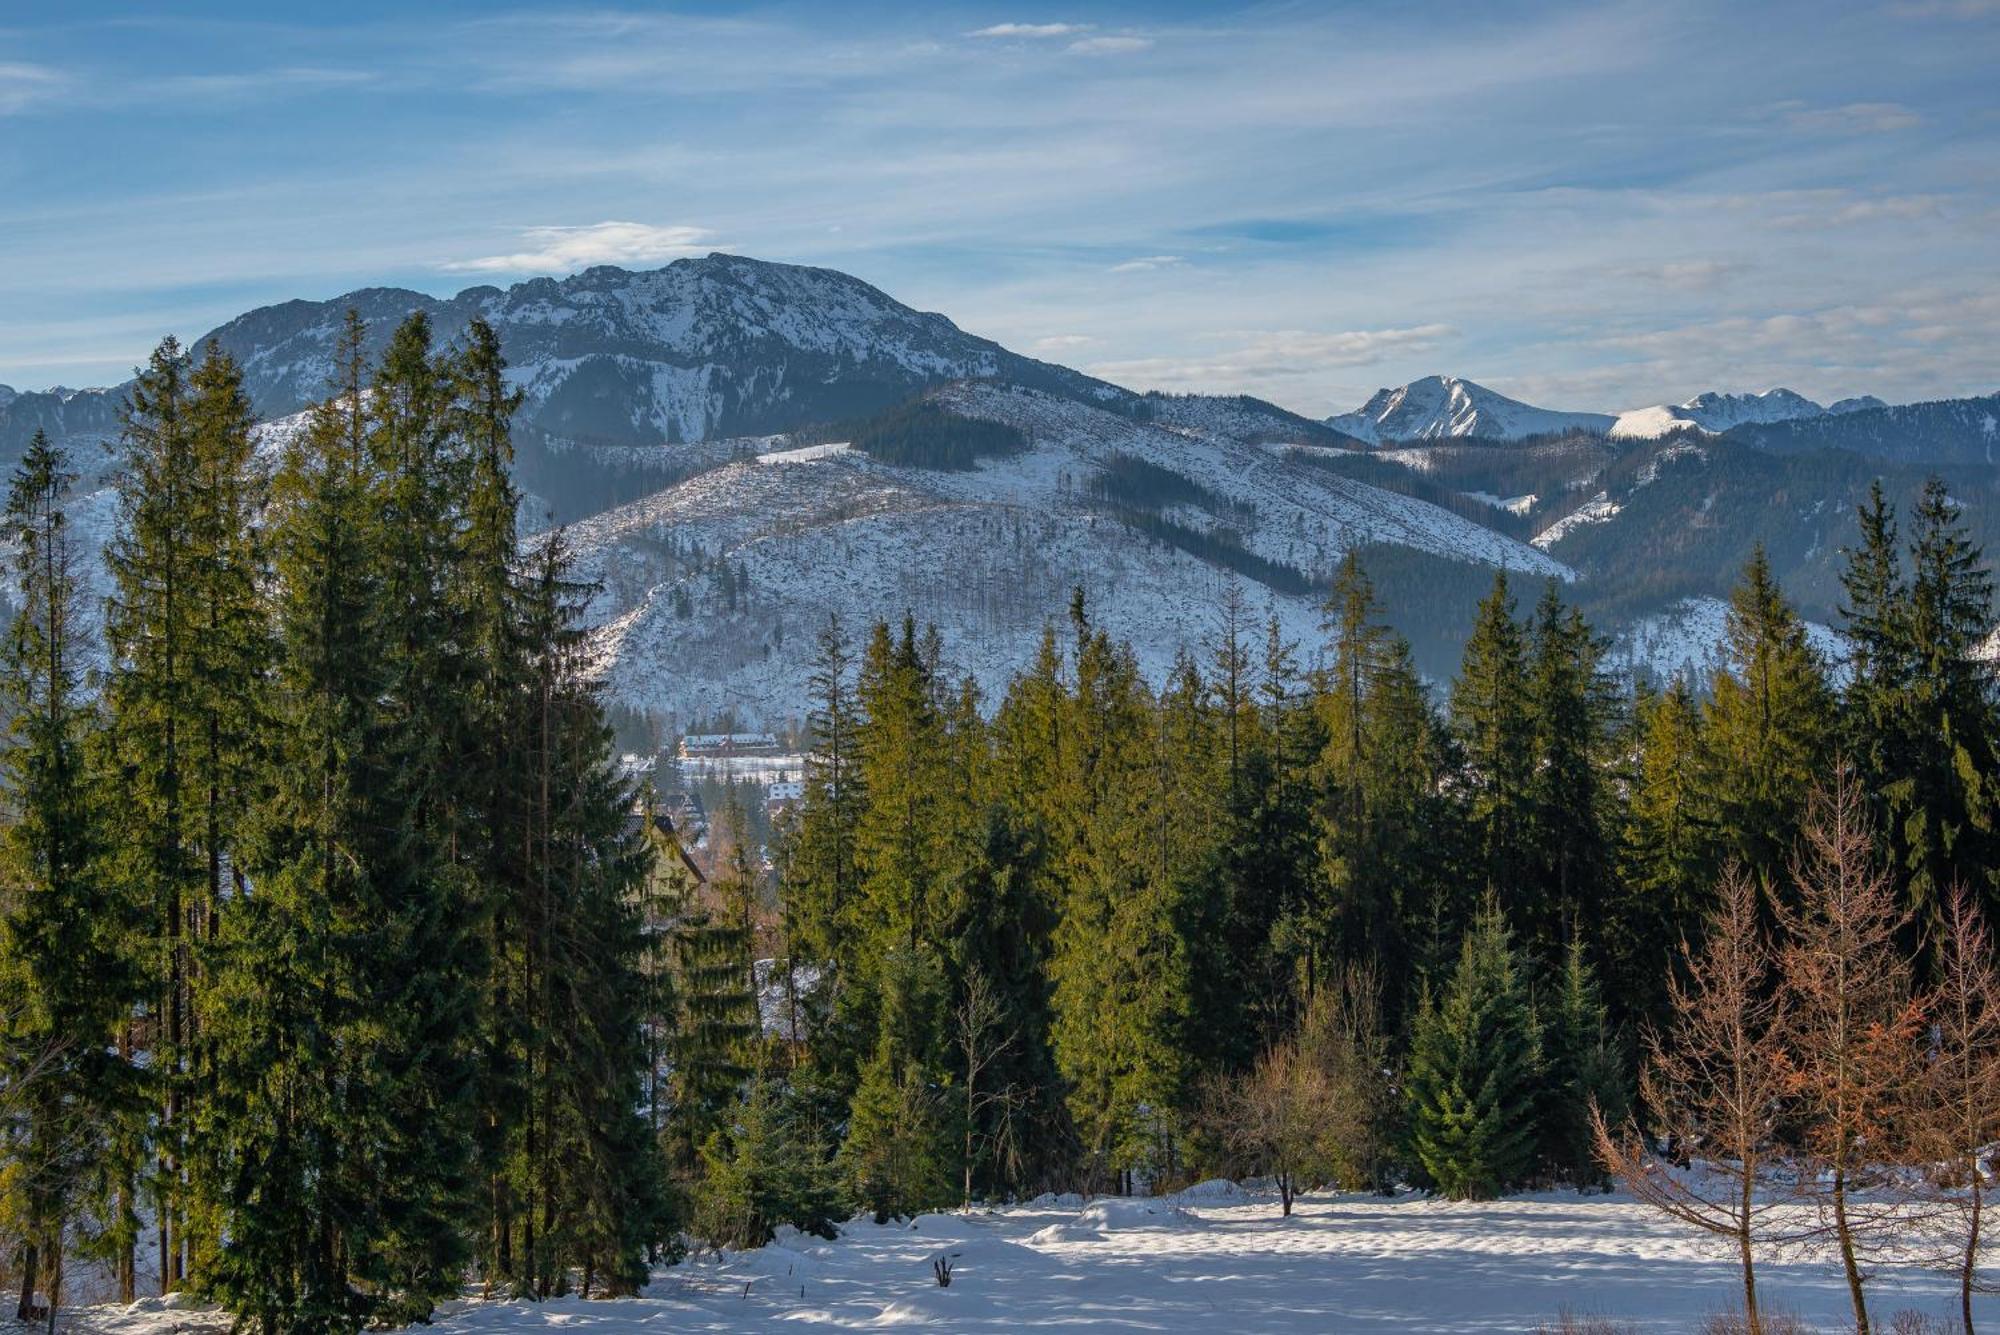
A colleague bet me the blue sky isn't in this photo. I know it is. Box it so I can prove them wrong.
[2,0,1996,416]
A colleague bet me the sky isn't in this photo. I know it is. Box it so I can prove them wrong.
[1,0,1997,417]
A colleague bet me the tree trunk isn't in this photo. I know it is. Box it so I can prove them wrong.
[1738,1168,1761,1335]
[1832,1166,1869,1335]
[1963,1168,1981,1335]
[16,1240,38,1323]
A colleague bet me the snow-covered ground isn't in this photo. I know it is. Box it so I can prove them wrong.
[73,1185,1989,1334]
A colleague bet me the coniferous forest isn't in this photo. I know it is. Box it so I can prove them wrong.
[5,316,2000,1334]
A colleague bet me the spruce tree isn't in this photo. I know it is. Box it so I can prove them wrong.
[195,317,392,1333]
[1403,901,1543,1200]
[1522,582,1618,966]
[1705,546,1835,904]
[105,335,207,1288]
[1539,939,1626,1187]
[1451,574,1535,909]
[1613,676,1716,1023]
[1893,477,2000,932]
[0,432,143,1321]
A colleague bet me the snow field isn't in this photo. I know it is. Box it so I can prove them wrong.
[75,1186,1992,1334]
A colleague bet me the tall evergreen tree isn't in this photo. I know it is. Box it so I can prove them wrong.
[104,335,205,1289]
[0,433,143,1321]
[1451,574,1536,912]
[1893,477,2000,931]
[1613,676,1716,1022]
[1705,546,1835,904]
[1522,582,1619,966]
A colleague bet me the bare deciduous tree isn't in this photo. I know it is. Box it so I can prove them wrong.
[1207,1035,1335,1217]
[954,968,1023,1211]
[1909,884,2000,1335]
[1779,768,1926,1335]
[1594,864,1796,1335]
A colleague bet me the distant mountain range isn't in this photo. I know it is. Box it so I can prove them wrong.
[4,255,1996,725]
[1326,375,1615,443]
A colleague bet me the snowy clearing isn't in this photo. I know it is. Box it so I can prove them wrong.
[76,1187,1989,1334]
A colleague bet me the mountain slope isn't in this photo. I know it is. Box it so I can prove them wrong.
[1720,391,2000,464]
[1327,375,1615,443]
[1610,388,1829,439]
[568,385,1569,723]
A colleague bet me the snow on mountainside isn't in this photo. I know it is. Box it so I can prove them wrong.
[1609,388,1830,439]
[1326,375,1615,443]
[0,255,1124,492]
[1721,391,2000,465]
[567,385,1568,725]
[1608,596,1847,685]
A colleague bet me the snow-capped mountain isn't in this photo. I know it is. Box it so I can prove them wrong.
[1611,388,1824,439]
[1326,376,1615,443]
[1720,392,2000,465]
[568,383,1568,724]
[1,254,1360,517]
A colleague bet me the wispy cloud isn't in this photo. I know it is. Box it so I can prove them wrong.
[1032,334,1094,350]
[968,22,1090,38]
[1067,35,1152,55]
[0,61,65,114]
[158,66,379,101]
[1108,254,1183,273]
[1091,324,1456,393]
[1776,100,1923,133]
[441,222,720,274]
[1618,259,1745,290]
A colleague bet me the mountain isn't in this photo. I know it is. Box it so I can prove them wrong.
[567,382,1568,725]
[0,385,14,410]
[0,254,1144,513]
[1609,388,1891,439]
[1719,391,2000,465]
[1326,375,1615,443]
[1610,387,1826,439]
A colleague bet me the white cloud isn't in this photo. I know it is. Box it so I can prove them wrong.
[1032,334,1094,351]
[1067,35,1152,55]
[441,222,721,274]
[968,22,1090,39]
[1109,254,1184,273]
[1090,324,1456,393]
[1779,100,1923,133]
[0,62,66,115]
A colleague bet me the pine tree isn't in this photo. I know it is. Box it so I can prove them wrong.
[1451,574,1536,910]
[787,615,865,978]
[511,533,674,1294]
[1613,676,1716,1023]
[105,335,208,1289]
[1893,477,2000,932]
[665,794,759,1177]
[690,1075,841,1251]
[838,947,955,1220]
[1522,582,1619,965]
[0,432,143,1321]
[1539,939,1625,1187]
[1315,552,1401,977]
[195,317,391,1333]
[1403,900,1543,1200]
[1706,546,1835,904]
